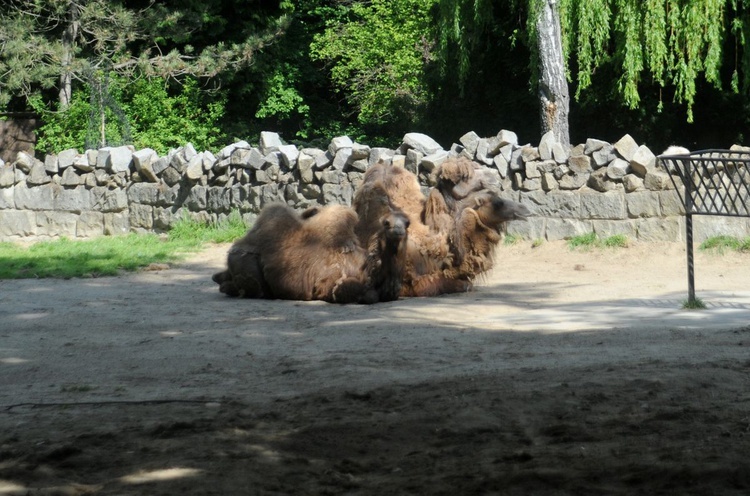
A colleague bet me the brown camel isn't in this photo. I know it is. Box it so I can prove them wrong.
[213,203,409,304]
[352,158,530,296]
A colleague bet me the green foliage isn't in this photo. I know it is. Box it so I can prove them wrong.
[310,0,437,128]
[125,77,227,154]
[168,210,251,245]
[30,93,91,154]
[0,211,250,280]
[255,64,310,123]
[699,235,750,253]
[531,238,544,248]
[565,0,727,121]
[567,232,629,249]
[682,297,707,309]
[503,233,524,245]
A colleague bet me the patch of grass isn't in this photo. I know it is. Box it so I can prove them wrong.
[567,232,598,249]
[568,233,630,250]
[699,235,750,254]
[531,238,544,248]
[682,297,707,310]
[601,234,629,248]
[0,211,251,280]
[503,233,523,246]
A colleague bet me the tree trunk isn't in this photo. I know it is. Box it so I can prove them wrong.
[536,0,570,147]
[58,2,79,109]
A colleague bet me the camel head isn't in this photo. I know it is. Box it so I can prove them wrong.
[469,191,531,229]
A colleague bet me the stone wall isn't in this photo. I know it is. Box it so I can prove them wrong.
[1,130,749,242]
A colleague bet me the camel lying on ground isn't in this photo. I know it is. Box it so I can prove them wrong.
[212,203,409,304]
[352,157,530,296]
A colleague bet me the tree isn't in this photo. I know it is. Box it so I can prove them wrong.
[0,0,290,111]
[309,0,438,134]
[536,0,570,145]
[435,0,744,143]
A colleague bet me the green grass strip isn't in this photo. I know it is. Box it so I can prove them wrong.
[0,211,251,280]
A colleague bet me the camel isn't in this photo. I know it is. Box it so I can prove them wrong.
[352,158,530,296]
[212,203,409,304]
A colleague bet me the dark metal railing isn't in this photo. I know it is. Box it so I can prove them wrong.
[659,149,750,304]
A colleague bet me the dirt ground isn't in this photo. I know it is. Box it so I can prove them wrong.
[1,240,750,495]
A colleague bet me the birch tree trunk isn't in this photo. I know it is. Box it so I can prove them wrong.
[58,2,79,109]
[536,0,570,147]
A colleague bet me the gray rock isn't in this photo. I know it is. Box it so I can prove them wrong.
[522,178,542,191]
[161,166,182,186]
[322,182,353,206]
[185,154,204,181]
[403,132,442,155]
[298,152,316,184]
[538,131,556,161]
[493,155,509,178]
[545,218,592,240]
[332,148,353,170]
[580,190,626,219]
[0,184,13,208]
[279,144,299,168]
[129,203,153,230]
[630,145,657,177]
[60,167,81,186]
[541,172,559,191]
[525,161,542,179]
[568,154,592,174]
[0,210,36,236]
[509,147,524,171]
[644,170,672,190]
[13,151,34,173]
[626,191,660,218]
[27,162,51,186]
[421,151,449,172]
[623,174,644,192]
[91,188,128,212]
[260,132,283,155]
[497,129,518,147]
[182,143,198,162]
[0,165,15,187]
[54,186,92,212]
[369,147,395,166]
[15,181,55,211]
[521,145,541,163]
[103,212,130,235]
[44,154,59,174]
[73,154,94,172]
[475,139,495,166]
[405,149,423,174]
[207,186,232,213]
[592,145,616,168]
[607,158,630,179]
[133,148,158,182]
[459,131,480,157]
[584,138,609,155]
[498,143,514,162]
[127,183,160,205]
[351,142,371,160]
[151,156,170,176]
[559,172,589,190]
[588,168,616,192]
[552,143,569,164]
[107,146,133,174]
[328,135,353,156]
[614,134,639,161]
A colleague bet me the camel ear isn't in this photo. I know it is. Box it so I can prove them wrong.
[472,195,486,208]
[301,207,320,220]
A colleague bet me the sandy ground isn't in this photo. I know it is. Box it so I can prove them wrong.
[1,240,749,495]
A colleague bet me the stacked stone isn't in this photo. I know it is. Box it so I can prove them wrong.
[1,130,748,242]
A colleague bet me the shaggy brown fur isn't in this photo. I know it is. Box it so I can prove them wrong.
[352,159,530,297]
[449,190,530,279]
[213,203,409,304]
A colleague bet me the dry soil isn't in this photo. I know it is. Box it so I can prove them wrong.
[1,240,749,495]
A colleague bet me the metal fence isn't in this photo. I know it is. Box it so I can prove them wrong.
[659,149,750,303]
